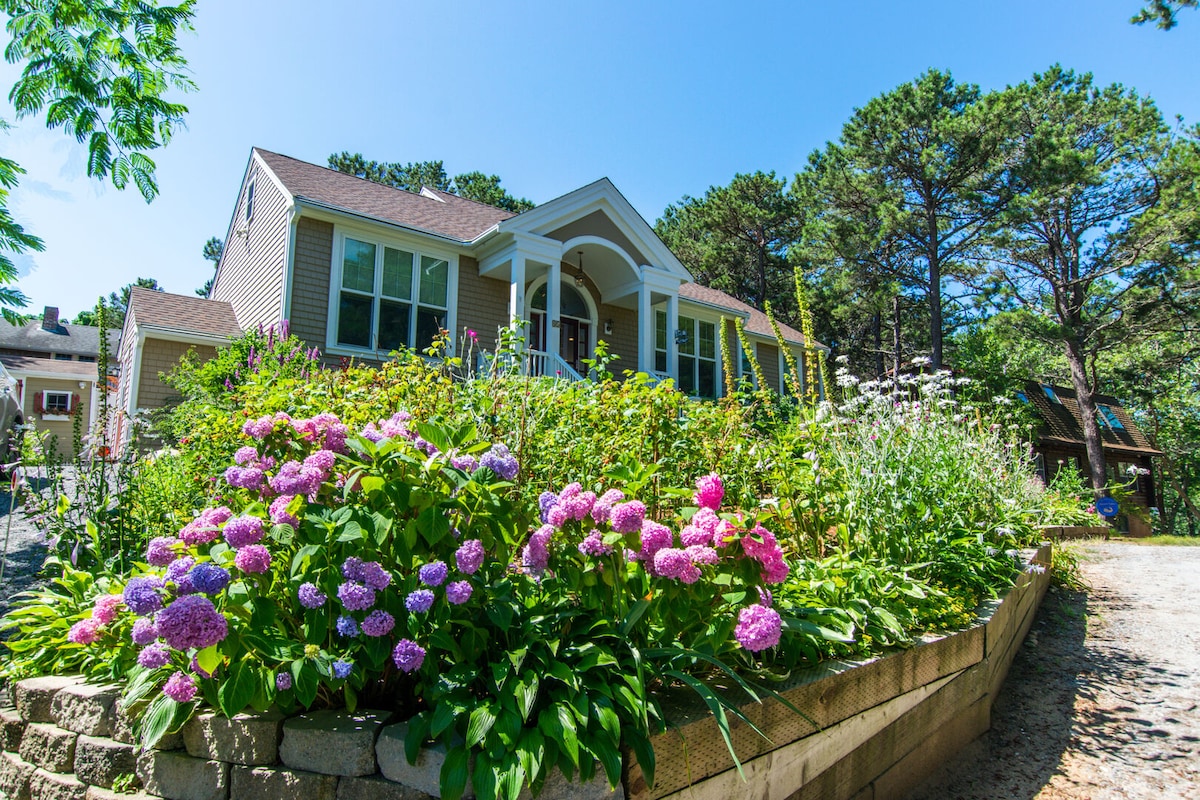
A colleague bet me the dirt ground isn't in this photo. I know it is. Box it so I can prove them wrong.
[907,540,1200,800]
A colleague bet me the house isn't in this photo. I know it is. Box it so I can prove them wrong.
[0,307,118,457]
[197,148,821,394]
[111,289,242,445]
[1022,382,1162,534]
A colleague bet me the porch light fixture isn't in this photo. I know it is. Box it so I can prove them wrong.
[604,319,614,335]
[574,251,586,288]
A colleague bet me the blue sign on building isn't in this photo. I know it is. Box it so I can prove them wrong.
[1096,497,1120,518]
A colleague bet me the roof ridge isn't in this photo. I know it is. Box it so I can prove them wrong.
[423,184,522,216]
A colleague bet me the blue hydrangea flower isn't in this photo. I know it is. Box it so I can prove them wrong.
[332,660,353,679]
[335,615,360,638]
[189,563,231,595]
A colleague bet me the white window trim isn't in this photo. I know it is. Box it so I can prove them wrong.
[325,226,459,359]
[42,389,72,419]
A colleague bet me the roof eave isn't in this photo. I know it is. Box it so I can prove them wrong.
[294,197,476,246]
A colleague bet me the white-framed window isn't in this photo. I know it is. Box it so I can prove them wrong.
[332,233,452,354]
[245,180,255,221]
[654,309,668,373]
[677,315,717,399]
[43,390,71,414]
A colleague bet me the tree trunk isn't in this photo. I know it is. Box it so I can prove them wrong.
[870,311,884,380]
[892,295,902,379]
[927,210,944,369]
[1063,337,1108,495]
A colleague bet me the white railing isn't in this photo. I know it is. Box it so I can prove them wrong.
[551,353,585,382]
[474,349,585,382]
[648,370,674,385]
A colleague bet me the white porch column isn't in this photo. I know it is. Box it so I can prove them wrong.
[638,283,653,373]
[546,261,561,361]
[509,255,526,339]
[665,293,679,378]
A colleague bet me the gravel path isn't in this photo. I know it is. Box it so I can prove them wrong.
[908,540,1200,800]
[0,483,50,618]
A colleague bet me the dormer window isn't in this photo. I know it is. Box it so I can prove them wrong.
[1041,385,1062,405]
[1098,404,1124,430]
[246,180,255,221]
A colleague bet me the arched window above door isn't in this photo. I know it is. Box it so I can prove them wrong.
[530,282,591,320]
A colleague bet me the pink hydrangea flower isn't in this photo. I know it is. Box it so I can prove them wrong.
[638,521,673,562]
[67,619,103,645]
[691,507,721,536]
[145,536,180,567]
[591,489,625,524]
[694,473,724,511]
[685,545,720,565]
[92,594,122,625]
[234,545,271,574]
[609,501,646,533]
[223,516,264,549]
[455,540,485,575]
[652,548,701,584]
[735,604,782,652]
[269,495,300,528]
[679,524,711,548]
[522,525,554,577]
[179,507,232,546]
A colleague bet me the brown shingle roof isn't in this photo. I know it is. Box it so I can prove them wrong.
[255,149,516,242]
[128,288,242,338]
[678,283,815,347]
[0,355,102,379]
[1024,382,1161,457]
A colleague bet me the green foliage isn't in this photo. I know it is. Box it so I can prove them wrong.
[73,277,162,327]
[326,152,534,212]
[0,150,40,322]
[1132,0,1197,27]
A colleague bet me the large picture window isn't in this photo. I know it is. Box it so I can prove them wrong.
[335,235,450,353]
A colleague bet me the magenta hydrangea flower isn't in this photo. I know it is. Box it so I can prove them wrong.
[123,576,164,616]
[679,524,711,548]
[297,583,326,609]
[275,672,292,691]
[360,610,395,637]
[131,617,160,646]
[691,508,721,536]
[338,582,376,612]
[735,604,782,652]
[694,473,724,511]
[269,495,300,528]
[546,505,569,528]
[578,530,613,557]
[638,521,673,561]
[418,561,448,587]
[609,501,646,533]
[242,415,276,440]
[92,594,122,625]
[405,589,435,613]
[225,520,265,551]
[179,507,232,546]
[455,540,485,575]
[157,595,228,651]
[392,639,426,673]
[234,545,271,574]
[757,586,774,607]
[653,548,701,584]
[146,536,179,567]
[686,545,720,565]
[138,643,170,669]
[163,671,198,703]
[445,580,472,605]
[522,525,554,577]
[68,619,102,645]
[742,524,790,584]
[591,489,625,525]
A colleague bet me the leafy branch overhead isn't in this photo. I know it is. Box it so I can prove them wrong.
[2,0,197,202]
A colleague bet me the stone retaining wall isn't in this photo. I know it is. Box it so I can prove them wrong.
[0,547,1051,800]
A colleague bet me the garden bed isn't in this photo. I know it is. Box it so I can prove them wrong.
[0,545,1050,800]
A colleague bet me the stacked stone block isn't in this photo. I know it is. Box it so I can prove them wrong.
[0,679,622,800]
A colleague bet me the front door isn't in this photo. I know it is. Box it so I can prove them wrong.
[560,318,590,375]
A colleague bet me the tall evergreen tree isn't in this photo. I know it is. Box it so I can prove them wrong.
[326,153,534,212]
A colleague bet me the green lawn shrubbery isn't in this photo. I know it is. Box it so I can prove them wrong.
[2,330,1088,799]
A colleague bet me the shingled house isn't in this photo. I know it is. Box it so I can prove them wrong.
[1022,382,1162,534]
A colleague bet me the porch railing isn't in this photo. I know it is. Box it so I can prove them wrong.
[474,349,585,382]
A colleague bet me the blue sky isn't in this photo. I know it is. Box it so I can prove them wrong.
[2,0,1197,319]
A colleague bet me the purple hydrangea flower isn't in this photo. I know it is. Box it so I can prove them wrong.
[686,545,720,565]
[332,660,353,680]
[609,501,646,533]
[455,540,485,576]
[342,557,365,581]
[242,415,275,440]
[479,443,518,480]
[269,461,323,498]
[338,582,376,612]
[335,616,360,637]
[234,446,260,466]
[591,489,625,524]
[123,577,164,616]
[297,583,327,609]
[735,604,782,652]
[405,589,435,614]
[639,521,674,562]
[303,449,337,475]
[234,545,272,574]
[131,617,160,646]
[359,562,391,591]
[418,561,448,587]
[145,536,179,567]
[275,672,292,691]
[578,530,613,557]
[179,507,232,546]
[157,595,228,651]
[163,671,197,703]
[450,453,478,472]
[522,525,554,577]
[538,491,558,523]
[165,557,195,584]
[652,548,700,584]
[360,610,395,637]
[223,516,264,549]
[138,643,170,669]
[392,639,425,673]
[224,466,265,491]
[189,563,231,595]
[445,580,473,605]
[269,495,300,528]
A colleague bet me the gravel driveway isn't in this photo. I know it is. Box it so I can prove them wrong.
[0,484,50,618]
[908,540,1200,800]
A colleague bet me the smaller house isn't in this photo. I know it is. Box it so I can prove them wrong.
[0,307,118,457]
[1022,382,1162,534]
[112,289,242,448]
